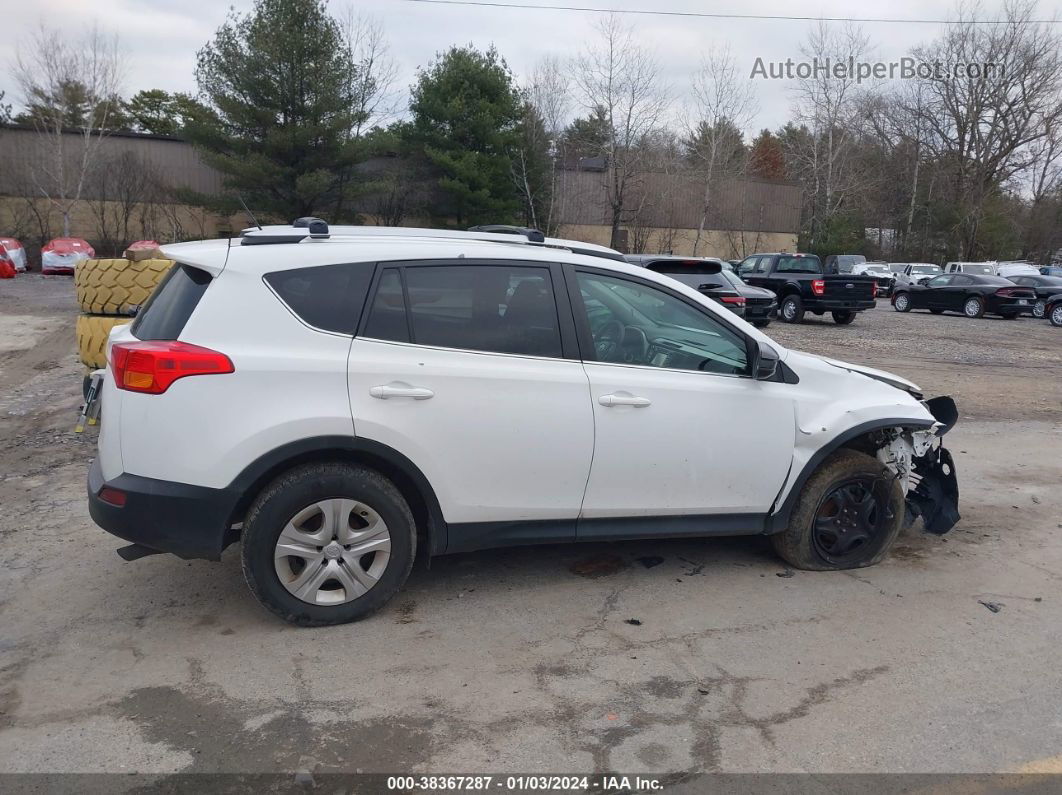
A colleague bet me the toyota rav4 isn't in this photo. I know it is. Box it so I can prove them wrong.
[88,221,961,626]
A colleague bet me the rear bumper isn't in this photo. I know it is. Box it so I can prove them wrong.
[88,458,238,560]
[806,298,876,311]
[745,301,777,320]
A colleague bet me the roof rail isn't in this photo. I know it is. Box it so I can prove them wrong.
[467,224,545,243]
[238,221,627,262]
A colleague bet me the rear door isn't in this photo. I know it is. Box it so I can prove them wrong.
[347,260,594,541]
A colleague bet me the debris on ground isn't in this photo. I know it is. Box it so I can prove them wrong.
[978,600,1004,613]
[624,618,642,626]
[777,569,795,578]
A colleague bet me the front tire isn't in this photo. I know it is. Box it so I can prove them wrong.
[831,310,855,325]
[770,449,904,571]
[963,296,985,318]
[780,294,804,323]
[241,463,415,626]
[893,293,912,312]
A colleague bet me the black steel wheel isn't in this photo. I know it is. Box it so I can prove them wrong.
[810,478,893,567]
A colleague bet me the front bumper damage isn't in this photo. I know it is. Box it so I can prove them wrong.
[877,396,961,535]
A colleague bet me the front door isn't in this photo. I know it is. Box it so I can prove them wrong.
[569,268,795,536]
[348,261,594,540]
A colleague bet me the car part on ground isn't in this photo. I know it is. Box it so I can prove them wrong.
[74,257,172,315]
[0,237,27,272]
[85,221,961,625]
[76,314,132,369]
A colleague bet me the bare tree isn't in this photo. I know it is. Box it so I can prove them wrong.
[685,45,758,255]
[788,21,870,250]
[520,55,571,234]
[905,0,1062,257]
[86,149,158,255]
[337,8,399,137]
[573,14,669,250]
[14,23,123,237]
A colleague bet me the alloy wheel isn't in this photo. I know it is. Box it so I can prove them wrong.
[895,294,909,312]
[273,498,391,605]
[1033,300,1046,318]
[1052,305,1062,327]
[964,298,982,318]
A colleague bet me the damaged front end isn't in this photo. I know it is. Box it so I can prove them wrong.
[874,396,961,535]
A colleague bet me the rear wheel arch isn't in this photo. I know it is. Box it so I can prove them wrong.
[226,436,446,555]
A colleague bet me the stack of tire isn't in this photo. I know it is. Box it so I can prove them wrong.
[75,257,172,374]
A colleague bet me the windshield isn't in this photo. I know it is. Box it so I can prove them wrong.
[911,265,942,275]
[889,264,906,274]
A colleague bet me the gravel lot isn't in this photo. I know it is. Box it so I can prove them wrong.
[1,275,1061,782]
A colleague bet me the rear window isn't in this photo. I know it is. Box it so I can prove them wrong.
[264,263,374,334]
[776,255,823,274]
[647,260,721,275]
[132,264,211,341]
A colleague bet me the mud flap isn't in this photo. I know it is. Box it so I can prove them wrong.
[906,446,960,534]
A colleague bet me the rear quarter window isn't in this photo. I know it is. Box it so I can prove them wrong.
[264,263,375,334]
[132,263,211,341]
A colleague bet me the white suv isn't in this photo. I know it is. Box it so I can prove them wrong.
[88,221,961,626]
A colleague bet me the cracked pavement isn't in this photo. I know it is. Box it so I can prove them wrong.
[1,276,1061,779]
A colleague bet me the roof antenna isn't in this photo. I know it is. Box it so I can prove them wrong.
[237,194,262,230]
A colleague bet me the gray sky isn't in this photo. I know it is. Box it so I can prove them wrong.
[2,0,1058,135]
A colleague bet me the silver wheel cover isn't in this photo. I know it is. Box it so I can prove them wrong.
[274,499,391,605]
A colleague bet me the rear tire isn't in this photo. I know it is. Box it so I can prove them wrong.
[963,296,985,318]
[241,463,416,626]
[893,293,912,312]
[770,449,904,571]
[1033,299,1046,319]
[780,294,804,323]
[1051,304,1062,327]
[831,310,855,325]
[751,319,771,328]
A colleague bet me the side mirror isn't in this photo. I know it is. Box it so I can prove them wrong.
[753,341,779,380]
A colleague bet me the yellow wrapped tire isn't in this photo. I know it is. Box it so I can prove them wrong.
[76,314,132,369]
[74,258,172,315]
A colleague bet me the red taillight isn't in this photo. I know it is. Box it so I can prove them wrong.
[995,287,1034,298]
[111,341,234,394]
[720,296,746,306]
[872,284,878,298]
[812,279,826,296]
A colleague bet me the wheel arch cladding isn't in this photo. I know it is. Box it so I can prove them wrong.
[226,436,447,555]
[765,418,935,534]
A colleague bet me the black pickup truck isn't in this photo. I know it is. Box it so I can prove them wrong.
[735,253,877,324]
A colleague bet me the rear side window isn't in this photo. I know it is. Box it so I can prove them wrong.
[132,263,211,341]
[264,263,374,334]
[361,264,563,358]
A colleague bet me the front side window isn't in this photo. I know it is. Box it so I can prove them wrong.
[361,264,562,358]
[927,275,952,288]
[576,271,748,376]
[737,256,762,275]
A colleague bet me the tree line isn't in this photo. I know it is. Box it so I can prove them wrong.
[8,0,1062,263]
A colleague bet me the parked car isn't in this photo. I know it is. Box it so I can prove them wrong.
[86,221,960,626]
[1040,265,1062,277]
[944,261,997,276]
[625,255,778,327]
[853,262,897,296]
[1006,274,1062,318]
[892,263,943,286]
[892,273,1036,318]
[0,236,27,272]
[996,261,1040,278]
[1046,294,1062,326]
[736,252,877,324]
[824,254,866,274]
[624,255,748,318]
[41,237,94,274]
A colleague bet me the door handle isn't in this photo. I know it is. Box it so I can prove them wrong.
[370,383,434,400]
[599,393,651,408]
